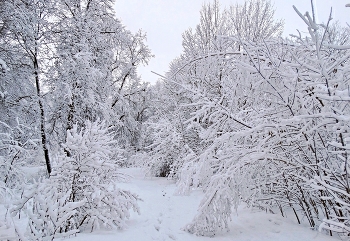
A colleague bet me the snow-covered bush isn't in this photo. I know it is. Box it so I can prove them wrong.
[11,178,83,240]
[55,121,141,230]
[144,77,205,179]
[146,119,185,177]
[12,121,141,239]
[184,176,233,236]
[0,120,38,201]
[146,111,203,179]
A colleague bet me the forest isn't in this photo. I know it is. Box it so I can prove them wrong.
[0,0,350,240]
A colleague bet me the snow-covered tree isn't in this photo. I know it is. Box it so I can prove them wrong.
[149,0,350,238]
[228,0,284,42]
[47,0,152,153]
[0,0,57,175]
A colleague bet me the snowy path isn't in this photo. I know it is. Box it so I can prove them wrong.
[65,168,338,241]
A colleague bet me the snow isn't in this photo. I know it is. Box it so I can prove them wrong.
[0,167,340,240]
[65,168,339,241]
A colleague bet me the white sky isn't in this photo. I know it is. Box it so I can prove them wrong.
[114,0,349,83]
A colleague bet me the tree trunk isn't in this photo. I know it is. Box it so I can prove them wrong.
[34,57,51,176]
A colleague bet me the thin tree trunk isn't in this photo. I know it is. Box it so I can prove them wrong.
[34,57,51,176]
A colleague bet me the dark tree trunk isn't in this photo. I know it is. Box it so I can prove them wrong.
[34,57,51,175]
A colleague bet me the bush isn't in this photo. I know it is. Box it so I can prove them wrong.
[12,121,141,239]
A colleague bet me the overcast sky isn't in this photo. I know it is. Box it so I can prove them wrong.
[114,0,349,83]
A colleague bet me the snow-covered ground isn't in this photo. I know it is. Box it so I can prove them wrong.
[61,168,338,241]
[0,168,340,241]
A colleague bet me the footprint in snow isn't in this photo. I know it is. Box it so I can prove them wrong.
[154,224,160,231]
[268,218,282,226]
[168,233,177,240]
[270,228,281,233]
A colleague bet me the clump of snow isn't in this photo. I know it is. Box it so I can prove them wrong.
[0,58,9,72]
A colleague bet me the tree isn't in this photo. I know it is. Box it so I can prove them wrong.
[148,0,350,238]
[0,0,57,175]
[47,0,152,152]
[228,0,284,42]
[147,0,284,180]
